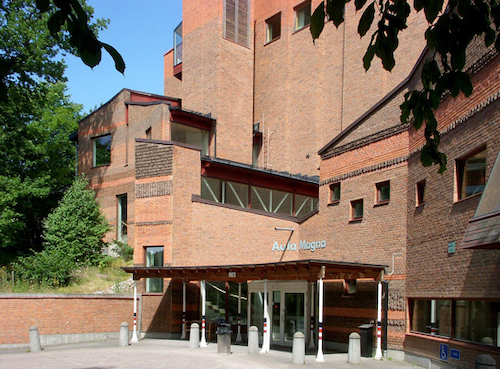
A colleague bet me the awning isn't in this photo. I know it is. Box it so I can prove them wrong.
[122,259,387,283]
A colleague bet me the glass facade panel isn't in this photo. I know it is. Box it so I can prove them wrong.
[201,177,222,203]
[224,181,249,208]
[171,122,209,155]
[250,292,268,335]
[146,246,163,293]
[295,194,318,216]
[411,300,451,337]
[173,22,182,66]
[455,300,498,345]
[227,282,248,325]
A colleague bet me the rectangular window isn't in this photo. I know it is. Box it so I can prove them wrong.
[252,186,293,215]
[145,246,164,293]
[171,122,209,156]
[93,134,111,167]
[294,194,318,216]
[266,13,281,43]
[376,181,390,204]
[145,127,151,139]
[411,300,452,337]
[173,22,182,66]
[201,177,249,208]
[416,180,426,206]
[224,0,250,47]
[294,1,311,31]
[350,199,363,221]
[456,147,486,200]
[330,182,340,203]
[117,194,127,242]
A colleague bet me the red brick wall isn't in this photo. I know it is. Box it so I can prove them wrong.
[0,295,133,345]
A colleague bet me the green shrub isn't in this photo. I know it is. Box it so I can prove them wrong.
[113,240,133,262]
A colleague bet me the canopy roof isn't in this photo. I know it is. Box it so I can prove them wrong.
[123,259,387,283]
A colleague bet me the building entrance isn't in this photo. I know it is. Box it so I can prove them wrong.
[248,280,308,345]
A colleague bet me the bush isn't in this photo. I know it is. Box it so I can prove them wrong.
[113,240,133,262]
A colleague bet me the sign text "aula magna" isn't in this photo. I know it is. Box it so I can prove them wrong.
[272,240,326,252]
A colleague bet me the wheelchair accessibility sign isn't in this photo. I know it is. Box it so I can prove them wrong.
[440,344,448,361]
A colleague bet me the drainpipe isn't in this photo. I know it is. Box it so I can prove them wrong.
[260,279,270,353]
[236,283,243,343]
[316,266,325,362]
[181,281,187,340]
[374,282,383,360]
[308,282,315,349]
[131,280,139,343]
[200,280,207,347]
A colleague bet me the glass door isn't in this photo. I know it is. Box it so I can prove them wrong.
[284,292,305,343]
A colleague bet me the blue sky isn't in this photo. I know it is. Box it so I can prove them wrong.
[64,0,183,113]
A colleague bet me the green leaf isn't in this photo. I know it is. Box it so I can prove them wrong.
[355,0,368,11]
[457,72,473,96]
[414,0,426,12]
[101,42,126,74]
[326,0,346,28]
[35,0,50,13]
[423,0,444,23]
[47,10,66,37]
[495,34,500,54]
[485,28,496,47]
[310,2,325,41]
[358,3,375,37]
[363,43,376,70]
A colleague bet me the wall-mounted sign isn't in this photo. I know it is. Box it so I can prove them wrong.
[272,239,326,252]
[439,344,448,362]
[448,241,456,254]
[450,349,460,360]
[228,272,236,278]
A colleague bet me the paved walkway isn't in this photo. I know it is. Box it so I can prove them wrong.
[0,339,415,369]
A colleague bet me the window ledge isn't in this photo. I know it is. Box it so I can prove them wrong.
[292,24,310,35]
[91,164,111,169]
[264,36,281,46]
[374,200,389,207]
[327,200,340,206]
[454,191,483,204]
[415,202,425,208]
[349,218,363,223]
[406,332,500,353]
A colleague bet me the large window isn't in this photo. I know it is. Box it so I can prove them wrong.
[411,299,499,346]
[93,134,111,167]
[224,0,250,47]
[252,186,293,215]
[295,194,318,217]
[117,194,127,242]
[145,246,164,293]
[201,177,249,208]
[173,22,182,66]
[456,147,486,200]
[266,13,281,43]
[171,122,209,156]
[294,1,311,31]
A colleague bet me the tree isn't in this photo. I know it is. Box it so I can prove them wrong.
[311,0,500,173]
[14,176,110,286]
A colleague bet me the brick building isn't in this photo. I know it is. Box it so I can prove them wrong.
[72,1,499,367]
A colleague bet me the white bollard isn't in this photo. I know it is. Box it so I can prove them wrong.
[119,322,129,347]
[292,331,305,365]
[348,332,361,364]
[29,326,42,352]
[189,323,200,349]
[248,325,259,354]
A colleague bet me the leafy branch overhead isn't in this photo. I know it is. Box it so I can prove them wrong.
[311,0,500,173]
[35,0,125,73]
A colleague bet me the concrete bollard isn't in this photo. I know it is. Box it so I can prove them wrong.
[292,331,305,365]
[475,354,496,369]
[29,326,42,352]
[248,325,259,354]
[189,323,200,349]
[348,332,361,364]
[119,322,129,347]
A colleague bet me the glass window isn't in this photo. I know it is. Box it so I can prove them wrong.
[330,182,340,203]
[145,246,164,293]
[252,186,293,215]
[93,134,111,167]
[117,194,127,242]
[173,22,182,66]
[351,199,363,220]
[457,148,486,200]
[376,181,390,203]
[295,194,318,216]
[171,122,209,156]
[228,282,248,325]
[411,300,451,337]
[455,300,499,345]
[145,127,151,139]
[201,177,223,203]
[266,13,281,43]
[416,180,426,206]
[294,1,311,31]
[201,177,248,208]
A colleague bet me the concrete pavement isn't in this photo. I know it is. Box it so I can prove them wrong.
[0,339,416,369]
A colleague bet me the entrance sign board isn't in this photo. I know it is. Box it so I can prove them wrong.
[272,240,326,252]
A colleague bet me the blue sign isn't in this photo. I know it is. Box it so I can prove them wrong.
[439,344,448,362]
[450,349,460,360]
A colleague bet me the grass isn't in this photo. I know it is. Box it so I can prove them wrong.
[0,258,133,294]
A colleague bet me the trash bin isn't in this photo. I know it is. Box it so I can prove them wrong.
[358,324,374,358]
[216,322,232,355]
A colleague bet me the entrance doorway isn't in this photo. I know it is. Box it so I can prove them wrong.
[248,280,308,345]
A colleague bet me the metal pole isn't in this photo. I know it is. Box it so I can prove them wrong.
[308,282,315,349]
[374,282,383,360]
[131,280,139,343]
[383,281,389,359]
[316,275,325,362]
[200,280,207,347]
[260,279,270,353]
[181,281,187,340]
[236,282,243,343]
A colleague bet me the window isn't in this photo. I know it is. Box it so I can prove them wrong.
[145,246,164,293]
[376,181,390,204]
[93,134,111,167]
[117,194,127,242]
[294,1,311,31]
[266,13,281,43]
[456,147,486,200]
[201,177,249,208]
[173,22,182,66]
[329,182,340,203]
[224,0,250,47]
[350,199,363,221]
[171,122,209,156]
[145,127,151,139]
[294,194,318,216]
[252,186,293,215]
[411,300,451,337]
[416,180,426,206]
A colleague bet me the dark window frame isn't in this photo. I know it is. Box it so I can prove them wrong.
[455,146,487,201]
[350,199,363,222]
[375,180,390,205]
[294,0,311,32]
[416,179,426,207]
[92,134,111,167]
[265,12,281,44]
[329,182,341,204]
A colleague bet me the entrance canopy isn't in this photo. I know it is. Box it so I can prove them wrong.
[122,259,387,283]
